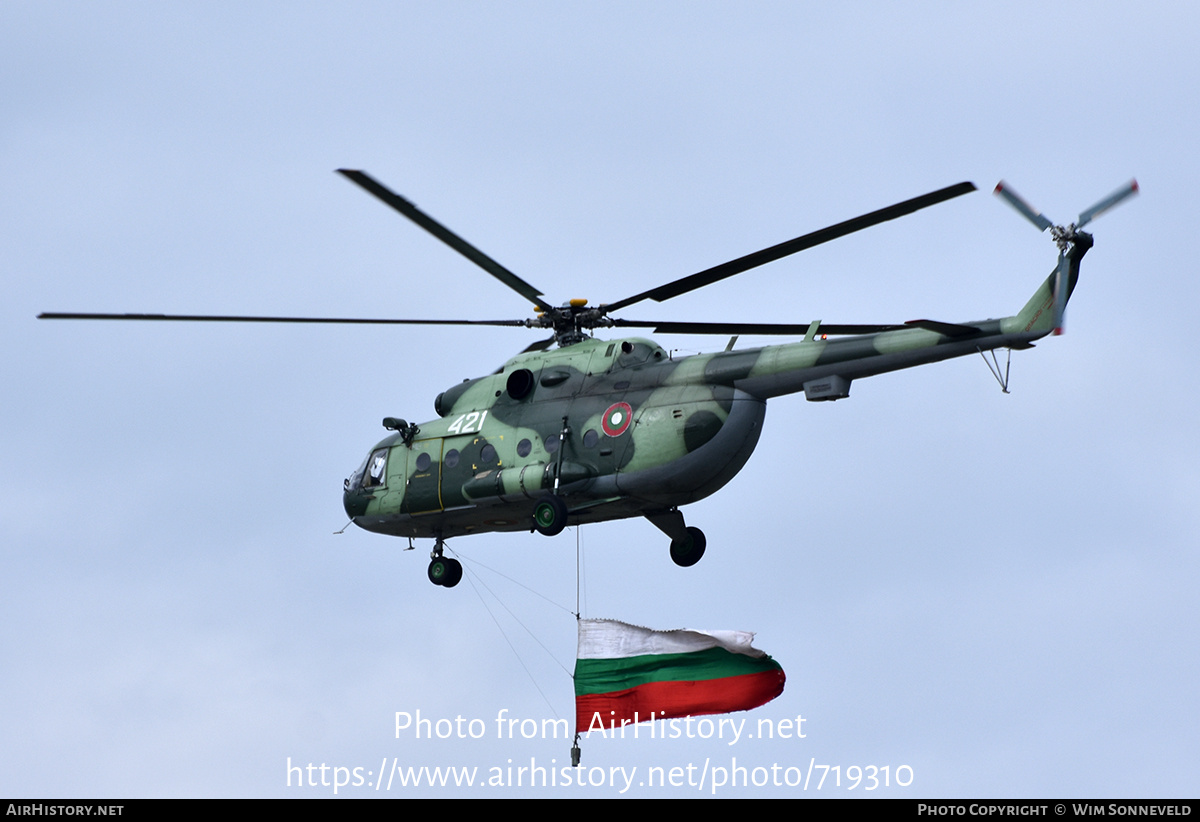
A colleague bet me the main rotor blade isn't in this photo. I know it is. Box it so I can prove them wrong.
[337,169,547,308]
[38,312,529,327]
[603,181,976,313]
[612,319,907,336]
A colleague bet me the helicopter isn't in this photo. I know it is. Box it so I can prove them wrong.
[40,171,1137,588]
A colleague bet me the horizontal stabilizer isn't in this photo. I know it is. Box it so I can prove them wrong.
[903,319,981,337]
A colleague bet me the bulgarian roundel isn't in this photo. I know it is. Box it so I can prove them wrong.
[601,402,633,437]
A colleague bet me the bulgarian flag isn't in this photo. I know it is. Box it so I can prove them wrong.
[574,619,785,733]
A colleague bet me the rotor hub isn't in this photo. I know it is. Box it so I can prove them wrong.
[529,302,615,346]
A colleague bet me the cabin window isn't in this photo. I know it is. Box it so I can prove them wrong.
[517,438,532,457]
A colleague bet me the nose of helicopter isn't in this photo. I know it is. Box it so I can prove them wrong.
[343,480,368,519]
[342,460,372,519]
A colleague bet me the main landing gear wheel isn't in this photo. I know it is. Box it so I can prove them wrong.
[532,494,569,537]
[428,557,463,588]
[669,527,707,567]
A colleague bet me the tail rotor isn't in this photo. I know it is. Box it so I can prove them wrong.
[994,179,1138,334]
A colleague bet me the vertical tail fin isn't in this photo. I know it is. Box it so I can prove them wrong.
[1011,233,1092,338]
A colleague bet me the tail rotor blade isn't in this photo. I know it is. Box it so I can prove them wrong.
[1052,251,1069,335]
[994,181,1054,231]
[1077,179,1139,228]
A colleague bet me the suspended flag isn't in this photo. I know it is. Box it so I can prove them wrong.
[574,619,785,734]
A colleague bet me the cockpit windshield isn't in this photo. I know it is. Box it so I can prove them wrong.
[348,448,388,490]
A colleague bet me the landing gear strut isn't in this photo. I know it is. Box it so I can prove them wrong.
[427,539,463,588]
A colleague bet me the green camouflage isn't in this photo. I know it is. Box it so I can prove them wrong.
[343,236,1090,545]
[41,171,1131,579]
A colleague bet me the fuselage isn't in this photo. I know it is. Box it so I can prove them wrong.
[343,289,1053,541]
[344,336,767,539]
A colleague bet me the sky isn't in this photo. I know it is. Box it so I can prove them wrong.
[3,2,1197,798]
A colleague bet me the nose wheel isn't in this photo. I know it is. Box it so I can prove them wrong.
[428,539,463,587]
[532,494,569,536]
[428,557,463,587]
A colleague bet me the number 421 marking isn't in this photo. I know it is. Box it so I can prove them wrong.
[447,410,488,435]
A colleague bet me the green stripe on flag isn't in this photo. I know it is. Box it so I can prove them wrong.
[575,646,781,696]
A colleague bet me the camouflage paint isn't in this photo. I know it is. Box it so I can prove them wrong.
[345,243,1088,542]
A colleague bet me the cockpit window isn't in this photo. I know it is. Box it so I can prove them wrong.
[362,448,388,489]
